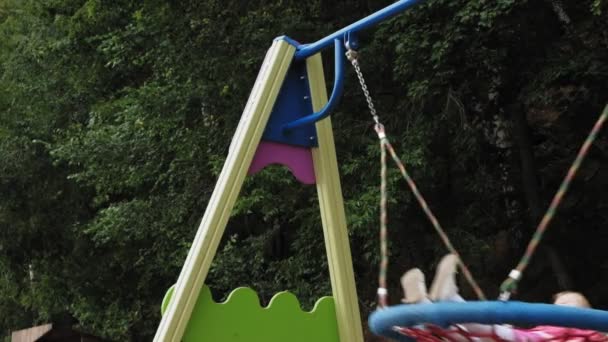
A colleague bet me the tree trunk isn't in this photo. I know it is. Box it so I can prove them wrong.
[512,106,543,220]
[511,105,572,290]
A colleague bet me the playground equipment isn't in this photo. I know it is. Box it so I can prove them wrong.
[154,0,608,341]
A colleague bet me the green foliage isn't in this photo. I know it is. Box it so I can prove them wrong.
[1,0,607,340]
[591,0,606,15]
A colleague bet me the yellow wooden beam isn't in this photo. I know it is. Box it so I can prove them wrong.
[154,39,296,342]
[307,54,364,342]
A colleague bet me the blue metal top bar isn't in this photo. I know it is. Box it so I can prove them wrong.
[295,0,424,60]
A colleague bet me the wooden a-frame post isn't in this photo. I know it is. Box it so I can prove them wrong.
[154,38,363,342]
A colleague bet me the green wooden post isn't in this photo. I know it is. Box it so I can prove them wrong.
[308,54,365,342]
[154,39,296,342]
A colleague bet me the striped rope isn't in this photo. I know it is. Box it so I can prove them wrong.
[376,124,486,301]
[347,47,485,303]
[378,126,389,308]
[500,104,608,299]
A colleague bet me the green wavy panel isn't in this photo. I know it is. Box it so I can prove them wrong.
[161,285,340,342]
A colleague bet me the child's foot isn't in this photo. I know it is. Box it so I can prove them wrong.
[400,268,429,303]
[429,254,460,301]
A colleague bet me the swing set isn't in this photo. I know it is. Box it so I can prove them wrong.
[154,1,608,341]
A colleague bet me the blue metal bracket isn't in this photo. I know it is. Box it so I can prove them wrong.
[282,39,344,133]
[345,31,359,51]
[261,41,317,147]
[262,38,345,147]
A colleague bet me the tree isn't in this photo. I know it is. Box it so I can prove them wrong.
[1,0,607,340]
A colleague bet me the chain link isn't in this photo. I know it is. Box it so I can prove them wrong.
[346,49,380,126]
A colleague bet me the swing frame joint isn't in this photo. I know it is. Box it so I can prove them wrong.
[282,38,345,132]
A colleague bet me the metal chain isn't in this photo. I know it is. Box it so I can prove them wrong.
[347,47,388,306]
[346,49,380,126]
[347,47,487,302]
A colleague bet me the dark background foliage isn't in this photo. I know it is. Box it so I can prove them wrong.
[1,0,607,340]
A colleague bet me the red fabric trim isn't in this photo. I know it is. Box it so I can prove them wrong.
[393,324,608,342]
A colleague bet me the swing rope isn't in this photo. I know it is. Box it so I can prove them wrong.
[500,104,608,300]
[346,48,486,306]
[377,125,486,302]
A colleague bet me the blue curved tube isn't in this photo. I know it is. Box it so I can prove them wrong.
[283,39,344,132]
[369,301,608,341]
[295,0,424,60]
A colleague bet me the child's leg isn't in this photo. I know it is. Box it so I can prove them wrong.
[429,254,460,302]
[401,268,431,304]
[401,265,470,342]
[429,254,519,342]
